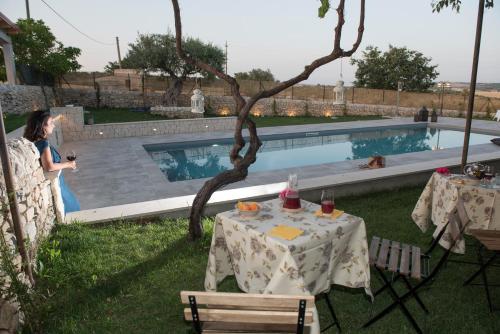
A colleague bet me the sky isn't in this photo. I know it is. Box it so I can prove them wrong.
[2,0,500,85]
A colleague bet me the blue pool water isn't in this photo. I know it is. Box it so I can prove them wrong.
[144,126,496,182]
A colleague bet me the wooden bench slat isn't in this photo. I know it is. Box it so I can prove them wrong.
[388,241,400,273]
[400,244,411,276]
[202,321,297,333]
[369,236,381,265]
[376,239,391,269]
[469,229,500,251]
[184,308,314,325]
[181,291,314,309]
[411,246,421,280]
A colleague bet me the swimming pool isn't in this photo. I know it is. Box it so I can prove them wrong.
[144,125,496,182]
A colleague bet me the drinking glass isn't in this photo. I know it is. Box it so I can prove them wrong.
[495,173,500,187]
[321,190,335,214]
[482,166,495,187]
[65,150,79,172]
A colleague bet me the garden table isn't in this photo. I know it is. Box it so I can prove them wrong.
[412,172,500,253]
[204,198,372,333]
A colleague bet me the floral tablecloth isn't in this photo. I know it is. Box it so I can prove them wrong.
[205,198,372,296]
[412,172,500,253]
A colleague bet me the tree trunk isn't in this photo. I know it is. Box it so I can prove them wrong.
[170,0,366,240]
[163,78,183,106]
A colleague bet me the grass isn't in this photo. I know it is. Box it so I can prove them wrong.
[3,113,28,133]
[86,107,385,127]
[86,107,168,124]
[34,186,500,333]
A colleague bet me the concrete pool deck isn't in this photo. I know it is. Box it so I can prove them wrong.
[63,117,500,222]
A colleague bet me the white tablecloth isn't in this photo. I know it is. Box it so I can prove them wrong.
[205,198,372,333]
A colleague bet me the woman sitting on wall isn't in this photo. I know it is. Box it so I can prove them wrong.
[24,110,80,213]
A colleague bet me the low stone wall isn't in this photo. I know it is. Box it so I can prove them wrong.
[205,95,488,118]
[0,84,56,114]
[0,138,57,332]
[51,106,237,142]
[150,106,202,119]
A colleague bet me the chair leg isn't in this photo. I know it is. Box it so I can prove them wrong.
[463,251,497,287]
[363,268,423,334]
[374,274,400,297]
[401,276,429,314]
[320,292,341,332]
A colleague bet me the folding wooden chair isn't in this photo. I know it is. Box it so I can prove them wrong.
[363,199,470,334]
[181,291,315,334]
[463,229,500,312]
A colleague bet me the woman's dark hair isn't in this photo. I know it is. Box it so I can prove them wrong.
[24,110,52,142]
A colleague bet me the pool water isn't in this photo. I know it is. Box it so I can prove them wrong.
[144,126,495,182]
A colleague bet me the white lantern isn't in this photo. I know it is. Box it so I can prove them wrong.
[191,89,205,114]
[333,80,346,105]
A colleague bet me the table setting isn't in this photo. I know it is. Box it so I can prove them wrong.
[412,164,500,253]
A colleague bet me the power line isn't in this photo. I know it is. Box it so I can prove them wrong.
[39,0,114,46]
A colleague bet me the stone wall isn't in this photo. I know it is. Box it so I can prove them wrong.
[0,138,57,332]
[51,106,237,142]
[205,95,489,118]
[0,84,56,115]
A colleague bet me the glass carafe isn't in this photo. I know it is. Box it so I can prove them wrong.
[283,174,301,209]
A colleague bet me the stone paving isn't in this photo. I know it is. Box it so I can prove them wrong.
[61,117,500,210]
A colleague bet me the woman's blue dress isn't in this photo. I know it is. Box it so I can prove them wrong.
[35,140,81,213]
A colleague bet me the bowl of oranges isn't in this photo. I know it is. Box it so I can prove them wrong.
[236,201,261,217]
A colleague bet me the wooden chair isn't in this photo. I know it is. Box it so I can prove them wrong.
[463,229,500,312]
[363,199,470,334]
[181,291,315,334]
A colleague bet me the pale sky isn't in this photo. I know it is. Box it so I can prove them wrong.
[3,0,500,85]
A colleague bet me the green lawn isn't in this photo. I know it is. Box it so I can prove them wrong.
[86,107,385,127]
[3,113,28,133]
[34,186,500,333]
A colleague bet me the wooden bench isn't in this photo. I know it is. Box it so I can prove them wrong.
[180,291,315,334]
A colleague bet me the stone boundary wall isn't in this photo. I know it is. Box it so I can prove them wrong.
[205,95,489,119]
[0,138,57,332]
[0,84,56,115]
[51,106,237,142]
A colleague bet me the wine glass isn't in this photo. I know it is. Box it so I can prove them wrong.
[321,190,335,214]
[65,150,78,172]
[482,166,495,187]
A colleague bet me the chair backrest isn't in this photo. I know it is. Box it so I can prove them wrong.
[425,198,471,280]
[180,291,315,334]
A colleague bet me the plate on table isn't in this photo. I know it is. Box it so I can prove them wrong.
[448,176,480,186]
[236,202,261,217]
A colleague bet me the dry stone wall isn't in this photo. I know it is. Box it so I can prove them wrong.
[0,138,57,333]
[0,84,56,115]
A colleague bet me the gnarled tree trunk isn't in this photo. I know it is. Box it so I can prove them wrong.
[163,77,183,106]
[171,0,366,240]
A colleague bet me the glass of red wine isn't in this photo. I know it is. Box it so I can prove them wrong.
[321,190,335,214]
[65,150,78,172]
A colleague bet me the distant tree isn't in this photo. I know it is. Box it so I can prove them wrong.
[122,33,224,106]
[104,61,120,74]
[431,0,493,12]
[235,68,275,82]
[351,45,438,92]
[12,19,81,83]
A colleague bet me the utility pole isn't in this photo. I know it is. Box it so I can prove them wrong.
[224,41,228,75]
[25,0,31,19]
[116,36,122,69]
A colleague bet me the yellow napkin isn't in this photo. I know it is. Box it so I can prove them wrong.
[314,209,345,220]
[268,225,304,241]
